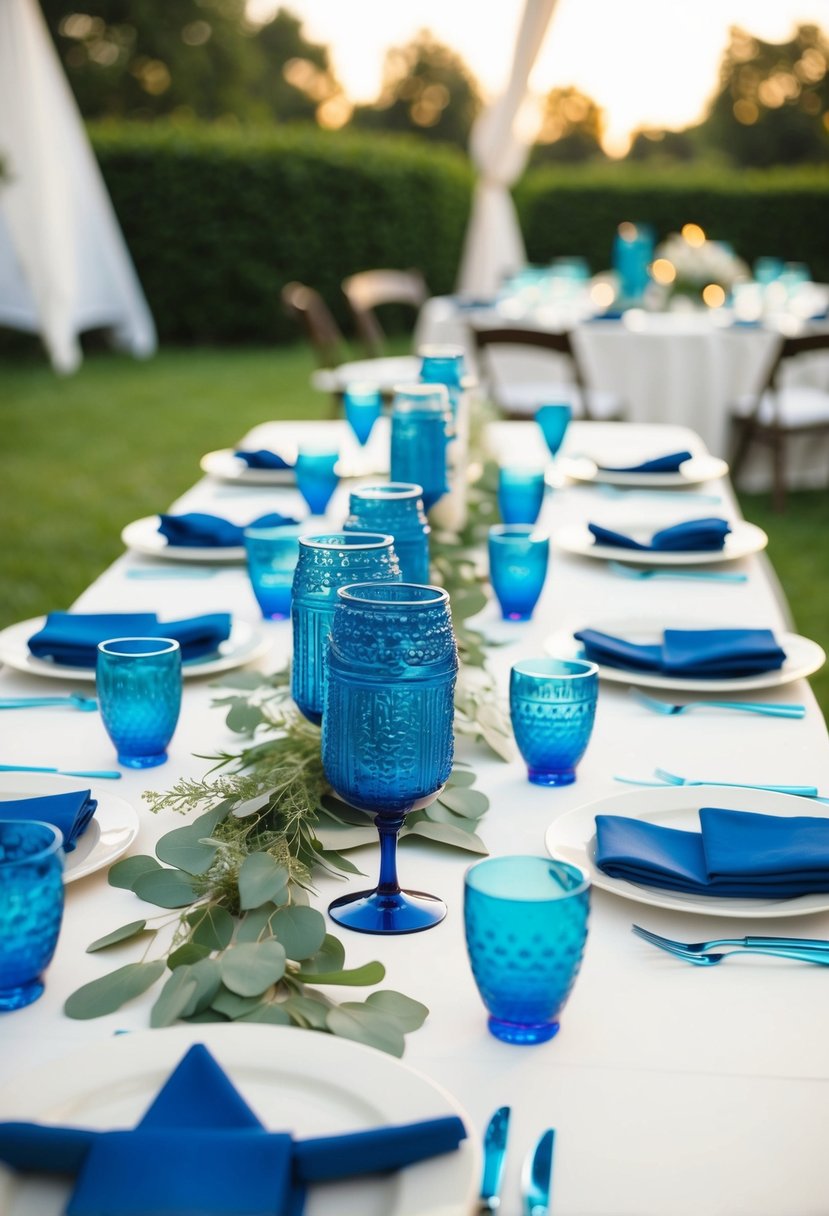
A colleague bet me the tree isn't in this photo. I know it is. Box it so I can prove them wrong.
[249,9,346,127]
[626,127,699,163]
[530,86,606,165]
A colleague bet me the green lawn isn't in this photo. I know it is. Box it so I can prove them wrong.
[2,343,828,715]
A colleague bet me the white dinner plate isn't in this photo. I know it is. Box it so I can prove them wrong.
[200,448,297,485]
[0,1024,479,1216]
[0,617,271,683]
[545,615,826,693]
[555,518,767,565]
[545,784,829,918]
[560,453,729,487]
[0,772,138,883]
[121,516,246,562]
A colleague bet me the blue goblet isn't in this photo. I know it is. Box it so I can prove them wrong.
[464,855,590,1044]
[244,525,301,621]
[390,384,452,511]
[488,525,549,622]
[343,382,383,447]
[0,820,64,1011]
[96,637,182,768]
[536,403,572,459]
[291,533,400,725]
[322,582,458,934]
[497,466,546,525]
[343,483,430,584]
[510,658,598,786]
[295,447,339,516]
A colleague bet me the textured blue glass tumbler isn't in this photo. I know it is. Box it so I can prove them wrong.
[291,534,401,725]
[244,525,301,621]
[498,466,546,525]
[0,820,64,1011]
[536,404,572,458]
[343,483,431,584]
[322,583,458,934]
[464,856,590,1044]
[343,383,383,447]
[390,384,452,510]
[295,447,340,516]
[488,525,549,621]
[510,658,598,786]
[419,344,465,416]
[96,637,182,768]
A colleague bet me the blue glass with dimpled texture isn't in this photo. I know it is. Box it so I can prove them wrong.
[536,404,572,458]
[322,582,458,934]
[464,856,589,1044]
[291,535,401,726]
[488,526,549,621]
[498,467,545,525]
[510,658,598,786]
[295,450,339,515]
[97,638,182,768]
[0,821,64,1010]
[390,385,452,510]
[343,484,431,585]
[343,386,382,446]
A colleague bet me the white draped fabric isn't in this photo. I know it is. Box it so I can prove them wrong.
[456,0,559,297]
[0,0,156,373]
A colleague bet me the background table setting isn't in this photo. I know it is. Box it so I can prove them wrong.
[1,397,829,1215]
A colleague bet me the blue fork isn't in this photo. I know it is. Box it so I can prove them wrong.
[629,687,806,719]
[608,561,747,584]
[0,693,98,711]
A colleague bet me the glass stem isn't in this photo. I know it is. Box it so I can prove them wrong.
[375,811,406,895]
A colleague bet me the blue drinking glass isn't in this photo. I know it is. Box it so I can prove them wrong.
[244,525,302,621]
[0,820,64,1011]
[498,466,546,525]
[753,257,784,286]
[464,855,590,1044]
[295,447,340,516]
[291,534,401,725]
[419,344,465,416]
[510,658,599,786]
[322,582,458,934]
[488,525,549,622]
[343,382,383,447]
[343,483,431,584]
[390,383,452,511]
[96,637,182,768]
[536,403,572,458]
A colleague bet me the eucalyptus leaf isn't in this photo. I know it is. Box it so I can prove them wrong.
[320,797,371,826]
[364,990,429,1031]
[405,820,489,854]
[326,1005,405,1058]
[297,934,345,976]
[155,826,218,876]
[445,769,477,787]
[316,849,365,876]
[422,801,477,830]
[314,825,377,851]
[64,961,166,1020]
[133,868,200,909]
[182,958,222,1015]
[236,903,278,944]
[226,700,268,736]
[168,942,211,969]
[270,906,327,961]
[189,905,234,951]
[211,986,264,1019]
[296,961,385,987]
[184,1009,229,1023]
[150,969,199,1028]
[282,993,332,1030]
[437,787,490,819]
[238,854,290,911]
[220,941,287,997]
[232,792,274,819]
[238,1003,292,1025]
[86,920,148,953]
[108,856,161,891]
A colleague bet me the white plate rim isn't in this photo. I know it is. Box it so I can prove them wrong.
[0,617,271,683]
[561,454,729,487]
[554,519,768,565]
[200,448,297,486]
[545,784,829,918]
[121,516,247,563]
[0,1023,480,1216]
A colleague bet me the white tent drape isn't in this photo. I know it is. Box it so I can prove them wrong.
[456,0,559,297]
[0,0,156,373]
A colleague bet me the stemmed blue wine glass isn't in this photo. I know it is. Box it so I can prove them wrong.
[295,447,340,516]
[343,382,383,446]
[536,403,572,460]
[322,582,458,934]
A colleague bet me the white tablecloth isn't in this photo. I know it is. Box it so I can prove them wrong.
[1,420,828,1214]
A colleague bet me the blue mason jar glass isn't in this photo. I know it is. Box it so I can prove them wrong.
[419,344,465,417]
[291,533,400,725]
[390,384,452,511]
[322,582,458,934]
[343,483,431,585]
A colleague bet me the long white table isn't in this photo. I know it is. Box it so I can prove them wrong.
[1,420,828,1214]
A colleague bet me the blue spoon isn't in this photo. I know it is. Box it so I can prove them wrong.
[0,764,121,779]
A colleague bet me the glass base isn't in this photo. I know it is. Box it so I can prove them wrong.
[328,888,447,935]
[0,978,44,1011]
[488,1015,560,1045]
[528,767,575,787]
[118,750,168,769]
[503,611,533,622]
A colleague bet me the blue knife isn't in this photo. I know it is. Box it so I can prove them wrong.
[479,1105,510,1212]
[522,1128,555,1216]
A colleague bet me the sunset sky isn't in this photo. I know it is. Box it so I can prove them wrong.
[247,0,829,153]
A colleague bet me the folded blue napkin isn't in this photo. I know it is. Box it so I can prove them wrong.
[157,512,299,548]
[28,612,232,667]
[234,449,294,471]
[0,1044,467,1216]
[574,627,786,679]
[596,806,829,897]
[0,789,97,852]
[588,517,731,552]
[598,450,693,474]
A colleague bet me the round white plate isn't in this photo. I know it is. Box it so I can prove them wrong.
[545,616,825,693]
[0,1023,479,1216]
[555,518,767,565]
[560,453,728,487]
[201,448,296,486]
[0,617,271,683]
[121,516,246,563]
[545,784,829,918]
[0,771,138,883]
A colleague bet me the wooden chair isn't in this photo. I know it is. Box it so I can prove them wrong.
[341,268,428,358]
[470,325,624,421]
[281,281,348,369]
[730,330,829,511]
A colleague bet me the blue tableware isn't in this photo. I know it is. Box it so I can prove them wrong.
[0,820,64,1011]
[419,344,465,416]
[390,384,452,511]
[96,638,182,769]
[535,404,572,458]
[613,222,655,302]
[0,791,96,850]
[0,694,98,710]
[464,855,590,1044]
[295,448,340,516]
[575,627,786,678]
[322,582,458,934]
[244,525,302,621]
[343,383,382,447]
[510,658,599,786]
[588,517,730,552]
[28,612,230,667]
[343,483,431,585]
[498,467,546,526]
[290,534,400,726]
[157,512,297,548]
[488,525,549,622]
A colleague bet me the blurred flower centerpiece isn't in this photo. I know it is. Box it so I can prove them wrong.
[650,224,748,310]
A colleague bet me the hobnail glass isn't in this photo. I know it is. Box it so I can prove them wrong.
[96,637,182,768]
[390,384,452,511]
[343,483,430,585]
[0,820,64,1011]
[488,525,549,621]
[509,657,599,786]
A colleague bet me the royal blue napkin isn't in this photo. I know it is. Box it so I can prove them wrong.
[588,517,731,552]
[598,450,693,474]
[157,512,299,548]
[574,627,786,678]
[0,789,97,852]
[234,449,293,471]
[28,612,232,667]
[595,806,829,897]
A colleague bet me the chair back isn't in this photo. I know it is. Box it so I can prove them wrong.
[342,269,428,357]
[281,282,346,368]
[470,325,592,418]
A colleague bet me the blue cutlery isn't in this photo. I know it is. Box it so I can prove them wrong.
[125,567,222,579]
[613,771,826,800]
[0,693,98,711]
[0,763,121,780]
[629,688,805,719]
[479,1106,510,1213]
[521,1128,555,1216]
[608,561,747,584]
